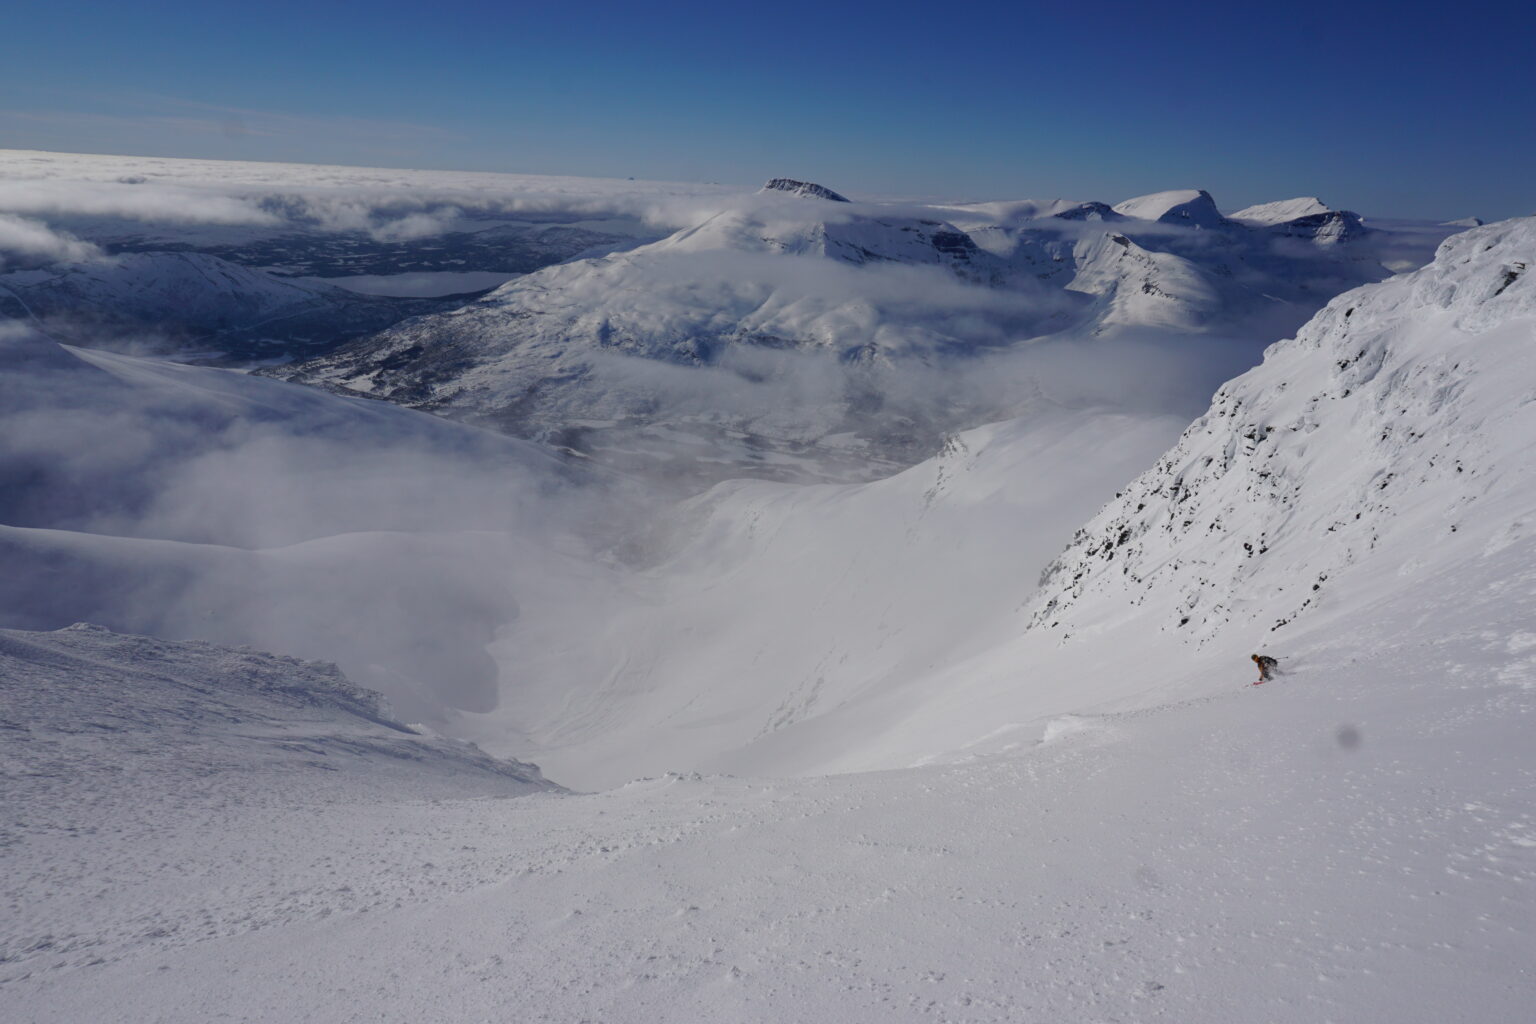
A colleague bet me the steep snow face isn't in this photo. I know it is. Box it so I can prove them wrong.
[759,178,850,202]
[1030,217,1536,645]
[0,624,553,796]
[1112,189,1228,229]
[1066,232,1221,331]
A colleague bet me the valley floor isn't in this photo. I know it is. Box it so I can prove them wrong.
[5,554,1534,1024]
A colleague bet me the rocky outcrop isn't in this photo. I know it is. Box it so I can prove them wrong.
[760,178,851,202]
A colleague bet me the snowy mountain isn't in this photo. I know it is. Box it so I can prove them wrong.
[1030,217,1536,644]
[3,150,1535,1023]
[1229,196,1336,225]
[759,177,851,202]
[1229,195,1369,245]
[1111,188,1230,228]
[8,220,1533,1024]
[260,184,1087,478]
[441,217,1536,786]
[1063,230,1221,331]
[263,182,1430,483]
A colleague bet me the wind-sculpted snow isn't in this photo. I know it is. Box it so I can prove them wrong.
[1030,217,1536,644]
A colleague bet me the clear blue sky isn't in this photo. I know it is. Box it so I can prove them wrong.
[2,0,1531,218]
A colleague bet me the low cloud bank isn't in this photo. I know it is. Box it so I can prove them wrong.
[0,212,103,267]
[0,321,615,721]
[0,150,748,247]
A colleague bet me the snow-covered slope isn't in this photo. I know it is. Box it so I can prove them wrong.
[0,623,552,796]
[1112,188,1229,228]
[1031,217,1536,644]
[1065,230,1221,331]
[657,190,1001,278]
[465,404,1190,787]
[1229,196,1334,225]
[1229,196,1368,245]
[4,171,1536,1023]
[449,217,1536,786]
[5,546,1534,1024]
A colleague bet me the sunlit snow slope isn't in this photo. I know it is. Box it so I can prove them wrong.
[1031,217,1536,644]
[465,218,1536,787]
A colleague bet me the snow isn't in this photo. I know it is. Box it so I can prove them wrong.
[5,567,1534,1022]
[1228,196,1334,225]
[466,407,1192,788]
[1111,188,1228,228]
[4,151,1535,1021]
[1030,217,1536,645]
[268,181,1429,481]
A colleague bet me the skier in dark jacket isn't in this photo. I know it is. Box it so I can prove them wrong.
[1251,653,1279,684]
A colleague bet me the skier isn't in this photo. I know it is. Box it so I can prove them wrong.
[1251,653,1279,684]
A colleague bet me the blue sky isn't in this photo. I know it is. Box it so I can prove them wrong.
[2,0,1532,218]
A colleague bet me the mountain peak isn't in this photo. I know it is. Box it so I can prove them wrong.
[1118,190,1222,228]
[1112,189,1227,229]
[1229,197,1367,243]
[760,178,851,202]
[1229,196,1332,225]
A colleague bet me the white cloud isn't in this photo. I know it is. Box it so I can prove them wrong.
[0,213,103,266]
[0,148,745,243]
